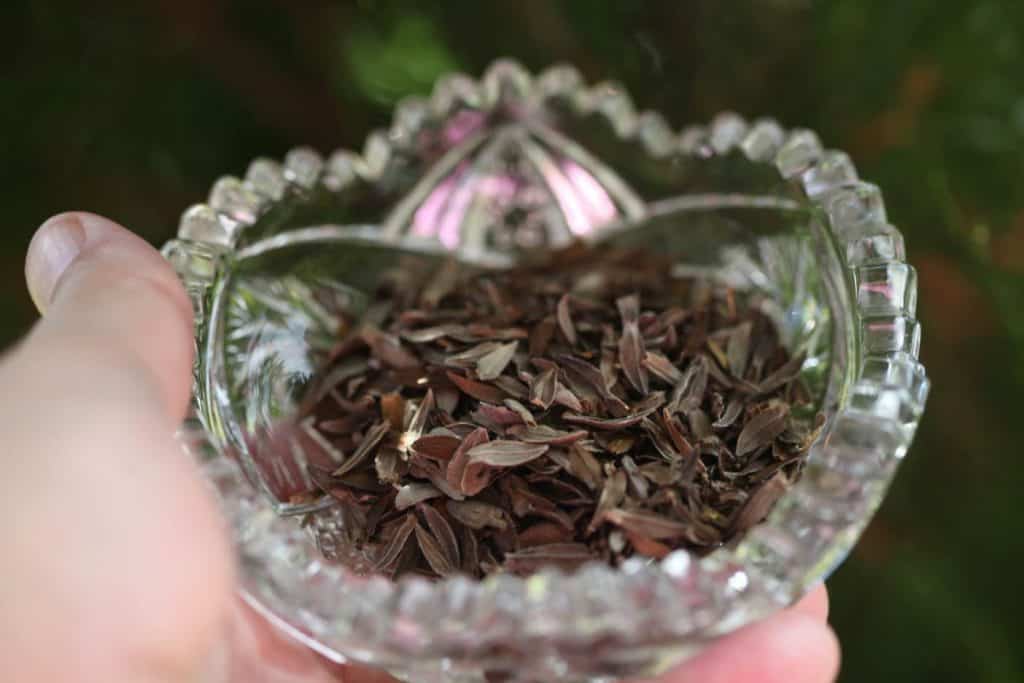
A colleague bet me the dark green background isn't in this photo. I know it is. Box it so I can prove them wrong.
[4,2,1023,681]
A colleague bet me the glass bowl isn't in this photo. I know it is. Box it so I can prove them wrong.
[162,60,929,683]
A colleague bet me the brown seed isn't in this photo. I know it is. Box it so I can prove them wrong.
[529,366,559,410]
[434,387,458,413]
[727,322,753,379]
[307,465,352,503]
[548,443,603,490]
[466,440,550,468]
[706,338,729,371]
[600,343,618,389]
[459,462,498,497]
[336,468,392,493]
[508,424,589,446]
[471,403,525,429]
[402,390,435,444]
[688,409,712,441]
[418,465,466,501]
[476,341,519,381]
[563,412,645,431]
[713,398,745,429]
[492,375,529,400]
[643,351,684,385]
[556,293,578,345]
[380,393,406,431]
[500,476,576,530]
[563,392,663,431]
[605,435,636,455]
[332,422,389,477]
[637,461,681,486]
[621,455,650,499]
[400,324,465,343]
[589,469,627,533]
[395,483,444,510]
[518,522,574,547]
[373,514,417,572]
[503,543,594,573]
[528,316,557,357]
[446,427,489,493]
[446,370,507,404]
[317,411,374,436]
[556,354,627,415]
[730,472,791,533]
[446,341,505,368]
[617,294,649,394]
[465,323,529,341]
[361,327,421,369]
[446,500,510,530]
[304,358,371,407]
[660,410,695,458]
[552,383,585,412]
[415,522,457,576]
[300,418,346,465]
[410,434,461,461]
[419,503,460,569]
[757,352,807,394]
[670,356,708,413]
[736,403,790,456]
[503,398,538,426]
[602,508,691,540]
[374,447,403,486]
[625,531,672,559]
[459,524,480,575]
[365,489,396,537]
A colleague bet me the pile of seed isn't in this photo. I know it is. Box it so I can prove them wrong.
[284,244,821,579]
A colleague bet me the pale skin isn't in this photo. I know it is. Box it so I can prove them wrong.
[0,212,840,682]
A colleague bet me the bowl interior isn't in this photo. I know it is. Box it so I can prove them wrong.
[201,198,850,516]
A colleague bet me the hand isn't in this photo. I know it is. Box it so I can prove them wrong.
[0,212,838,682]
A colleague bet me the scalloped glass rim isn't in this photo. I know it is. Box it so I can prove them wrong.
[163,60,929,681]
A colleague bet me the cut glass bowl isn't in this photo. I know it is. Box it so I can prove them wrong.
[163,60,929,683]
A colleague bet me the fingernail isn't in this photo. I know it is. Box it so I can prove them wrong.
[26,213,88,313]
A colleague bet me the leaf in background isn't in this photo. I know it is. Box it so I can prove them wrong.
[344,13,459,106]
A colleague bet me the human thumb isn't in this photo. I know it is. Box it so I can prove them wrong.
[1,212,234,682]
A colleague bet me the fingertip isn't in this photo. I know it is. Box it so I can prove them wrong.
[37,212,191,318]
[782,613,841,682]
[660,611,840,683]
[792,583,830,622]
[23,212,195,420]
[820,621,841,681]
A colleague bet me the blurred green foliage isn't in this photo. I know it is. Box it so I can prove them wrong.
[343,12,458,105]
[3,2,1023,680]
